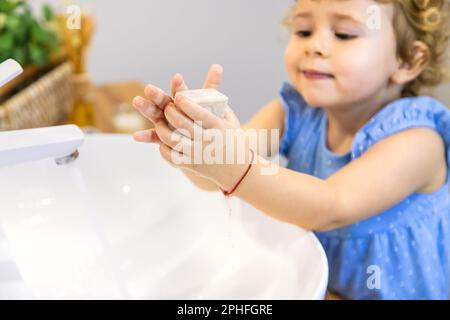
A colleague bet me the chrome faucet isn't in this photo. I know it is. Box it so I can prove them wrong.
[0,59,84,167]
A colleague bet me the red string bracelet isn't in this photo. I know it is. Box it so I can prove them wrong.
[220,149,255,197]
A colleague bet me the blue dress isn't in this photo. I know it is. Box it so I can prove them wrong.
[279,82,450,300]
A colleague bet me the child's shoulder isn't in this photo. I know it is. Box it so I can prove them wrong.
[372,95,449,122]
[352,95,450,159]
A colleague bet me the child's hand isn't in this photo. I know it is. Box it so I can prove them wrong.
[132,64,238,143]
[169,64,241,131]
[154,68,252,191]
[133,64,249,191]
[131,83,173,144]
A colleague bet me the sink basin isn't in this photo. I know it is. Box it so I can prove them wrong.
[0,134,328,299]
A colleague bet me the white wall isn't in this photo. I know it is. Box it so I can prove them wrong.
[31,0,292,122]
[31,0,449,122]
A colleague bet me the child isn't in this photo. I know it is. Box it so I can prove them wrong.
[132,0,450,299]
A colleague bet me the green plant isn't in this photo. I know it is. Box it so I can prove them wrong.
[0,0,60,67]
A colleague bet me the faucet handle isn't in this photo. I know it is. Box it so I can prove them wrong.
[0,59,23,88]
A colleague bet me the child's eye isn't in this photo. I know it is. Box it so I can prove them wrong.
[335,33,357,40]
[296,30,312,38]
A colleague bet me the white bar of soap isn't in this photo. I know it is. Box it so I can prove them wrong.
[175,89,228,119]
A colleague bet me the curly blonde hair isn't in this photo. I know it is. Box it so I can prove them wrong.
[284,0,450,97]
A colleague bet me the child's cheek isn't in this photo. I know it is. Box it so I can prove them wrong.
[284,41,302,83]
[335,45,388,94]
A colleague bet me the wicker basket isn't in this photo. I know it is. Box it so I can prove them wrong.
[0,62,74,131]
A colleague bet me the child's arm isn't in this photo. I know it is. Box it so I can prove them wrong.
[179,168,219,191]
[242,99,285,158]
[230,127,446,232]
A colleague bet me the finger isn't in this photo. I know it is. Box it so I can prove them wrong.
[133,129,161,144]
[154,120,194,157]
[164,103,203,138]
[174,95,222,129]
[170,76,192,120]
[159,140,192,168]
[223,105,240,125]
[132,96,164,123]
[144,84,173,110]
[203,64,223,89]
[171,73,189,98]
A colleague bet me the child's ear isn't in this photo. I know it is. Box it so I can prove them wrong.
[391,41,430,85]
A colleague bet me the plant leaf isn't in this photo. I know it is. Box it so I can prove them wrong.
[5,14,20,31]
[29,44,48,66]
[30,23,50,45]
[42,4,54,22]
[11,46,26,65]
[0,32,14,52]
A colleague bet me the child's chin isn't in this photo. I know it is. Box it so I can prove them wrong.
[296,84,337,108]
[302,94,330,108]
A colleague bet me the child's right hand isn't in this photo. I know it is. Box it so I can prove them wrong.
[132,64,224,144]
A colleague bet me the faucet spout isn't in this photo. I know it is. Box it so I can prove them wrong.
[55,149,80,166]
[0,125,84,168]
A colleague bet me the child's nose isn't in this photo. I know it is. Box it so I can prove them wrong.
[304,31,330,58]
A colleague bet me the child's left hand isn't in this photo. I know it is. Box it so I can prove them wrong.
[155,73,253,192]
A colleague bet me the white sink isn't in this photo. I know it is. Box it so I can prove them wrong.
[0,134,328,299]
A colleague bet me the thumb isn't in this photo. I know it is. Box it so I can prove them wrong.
[171,73,189,98]
[203,64,223,89]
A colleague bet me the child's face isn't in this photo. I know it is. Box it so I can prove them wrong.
[285,0,400,109]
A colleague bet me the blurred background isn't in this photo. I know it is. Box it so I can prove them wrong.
[1,0,449,133]
[30,0,292,123]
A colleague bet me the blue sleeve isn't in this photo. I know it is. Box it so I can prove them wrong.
[279,82,309,157]
[351,96,450,182]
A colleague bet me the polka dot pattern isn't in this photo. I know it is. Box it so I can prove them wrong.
[279,82,450,299]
